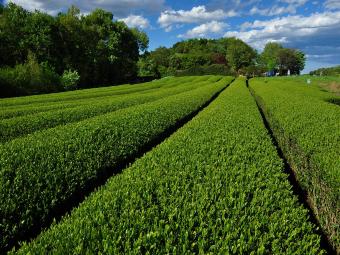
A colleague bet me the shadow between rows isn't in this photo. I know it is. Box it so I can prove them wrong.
[246,79,335,255]
[6,79,234,253]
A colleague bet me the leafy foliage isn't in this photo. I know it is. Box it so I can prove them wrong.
[175,64,234,76]
[0,52,61,97]
[61,69,80,90]
[260,42,283,71]
[226,37,257,73]
[260,42,305,75]
[143,38,259,77]
[13,78,323,254]
[0,76,220,142]
[0,3,148,97]
[250,77,340,251]
[310,65,340,76]
[0,76,232,251]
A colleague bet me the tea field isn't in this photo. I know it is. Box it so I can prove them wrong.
[0,75,339,254]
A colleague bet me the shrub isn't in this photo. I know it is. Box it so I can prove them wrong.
[61,69,80,91]
[0,53,61,98]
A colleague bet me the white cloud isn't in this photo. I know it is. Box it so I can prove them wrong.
[250,5,297,16]
[224,11,340,64]
[279,0,307,4]
[5,0,165,16]
[158,5,237,31]
[178,21,228,38]
[249,0,307,16]
[324,0,340,10]
[119,15,150,29]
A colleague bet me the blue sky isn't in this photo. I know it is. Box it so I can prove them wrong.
[3,0,340,73]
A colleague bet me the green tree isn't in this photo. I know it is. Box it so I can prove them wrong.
[131,28,149,53]
[260,42,283,71]
[277,48,305,75]
[226,37,257,74]
[137,55,159,77]
[0,3,29,66]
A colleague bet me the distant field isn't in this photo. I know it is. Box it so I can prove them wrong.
[289,75,340,96]
[1,75,339,254]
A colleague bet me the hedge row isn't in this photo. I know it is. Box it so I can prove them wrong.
[0,76,197,108]
[13,78,323,254]
[250,78,340,251]
[0,76,233,251]
[0,76,221,143]
[175,64,235,76]
[0,76,206,120]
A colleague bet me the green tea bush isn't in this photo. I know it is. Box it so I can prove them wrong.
[0,76,221,142]
[175,64,234,76]
[0,76,233,251]
[250,77,340,251]
[13,78,323,254]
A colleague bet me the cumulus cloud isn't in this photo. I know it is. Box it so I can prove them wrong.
[249,0,307,16]
[158,5,236,31]
[324,0,340,10]
[224,11,340,64]
[119,15,150,29]
[5,0,165,16]
[208,0,261,11]
[279,0,307,4]
[178,21,228,38]
[250,5,297,16]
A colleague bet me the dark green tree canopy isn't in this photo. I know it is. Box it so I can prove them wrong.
[260,42,305,75]
[225,37,257,73]
[0,3,149,92]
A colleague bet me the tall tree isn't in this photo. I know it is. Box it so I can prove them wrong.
[225,37,257,74]
[277,48,305,75]
[0,2,150,96]
[260,42,283,71]
[0,3,29,66]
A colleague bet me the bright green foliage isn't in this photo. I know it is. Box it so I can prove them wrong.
[310,65,340,76]
[250,77,340,251]
[0,76,191,108]
[226,38,257,73]
[0,76,233,251]
[0,76,205,120]
[0,76,221,142]
[137,55,160,78]
[259,43,305,75]
[61,69,80,90]
[260,42,283,71]
[14,78,323,254]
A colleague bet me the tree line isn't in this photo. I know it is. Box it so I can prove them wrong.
[310,65,340,76]
[0,3,306,98]
[139,39,305,78]
[0,3,148,97]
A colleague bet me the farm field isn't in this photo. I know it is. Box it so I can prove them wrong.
[250,77,340,252]
[0,75,339,254]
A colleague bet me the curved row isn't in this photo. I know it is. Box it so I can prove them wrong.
[250,78,340,251]
[0,76,200,117]
[13,78,323,254]
[0,76,233,251]
[0,76,198,108]
[0,76,221,143]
